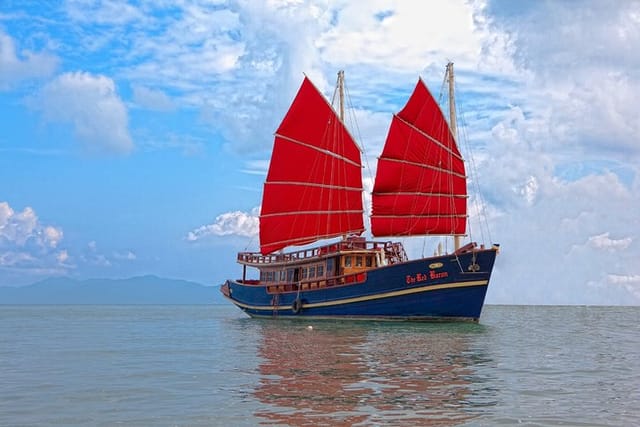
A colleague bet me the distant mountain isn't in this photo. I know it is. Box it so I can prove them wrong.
[0,275,226,305]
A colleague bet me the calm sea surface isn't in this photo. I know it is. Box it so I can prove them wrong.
[0,305,638,426]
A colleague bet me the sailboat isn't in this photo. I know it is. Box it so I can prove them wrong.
[221,63,499,321]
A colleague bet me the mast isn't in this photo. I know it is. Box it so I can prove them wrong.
[338,70,345,121]
[338,70,346,241]
[447,62,462,252]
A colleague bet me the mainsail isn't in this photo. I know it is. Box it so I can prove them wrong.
[371,78,467,237]
[259,77,365,255]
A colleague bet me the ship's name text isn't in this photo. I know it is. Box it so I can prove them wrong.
[405,270,449,284]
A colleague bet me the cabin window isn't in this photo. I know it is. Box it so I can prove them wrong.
[309,266,316,278]
[301,267,308,279]
[345,256,352,267]
[260,271,266,281]
[317,265,324,277]
[287,269,294,282]
[366,256,373,267]
[355,256,363,267]
[280,270,286,281]
[326,258,334,275]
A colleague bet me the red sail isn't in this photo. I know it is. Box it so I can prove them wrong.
[260,77,364,255]
[371,78,467,237]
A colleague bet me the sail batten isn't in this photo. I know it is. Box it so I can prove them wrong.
[371,78,467,237]
[268,181,363,191]
[378,157,467,179]
[274,133,362,168]
[393,114,464,162]
[373,191,468,198]
[259,77,364,255]
[374,214,467,218]
[262,209,365,218]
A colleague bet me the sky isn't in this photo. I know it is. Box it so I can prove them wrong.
[1,0,639,305]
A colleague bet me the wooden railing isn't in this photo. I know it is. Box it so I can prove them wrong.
[236,271,368,294]
[237,238,407,265]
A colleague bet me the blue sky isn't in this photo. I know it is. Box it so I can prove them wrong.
[1,1,639,305]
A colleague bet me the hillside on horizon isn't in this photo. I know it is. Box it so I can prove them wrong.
[0,275,225,305]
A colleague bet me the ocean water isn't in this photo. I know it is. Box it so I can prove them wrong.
[0,305,638,426]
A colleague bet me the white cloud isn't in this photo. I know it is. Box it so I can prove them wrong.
[483,0,640,159]
[131,85,175,111]
[83,240,111,267]
[34,72,133,154]
[0,201,69,283]
[122,5,245,85]
[0,30,58,90]
[15,1,517,155]
[43,226,63,248]
[135,130,205,156]
[0,202,63,249]
[187,208,259,241]
[468,0,640,305]
[56,249,69,264]
[518,175,538,206]
[113,250,136,261]
[241,160,270,176]
[483,154,639,305]
[588,232,632,252]
[0,200,135,284]
[0,251,35,267]
[81,241,136,267]
[65,0,146,25]
[318,1,485,72]
[607,274,640,301]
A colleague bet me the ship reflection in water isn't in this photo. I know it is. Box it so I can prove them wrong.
[253,320,494,426]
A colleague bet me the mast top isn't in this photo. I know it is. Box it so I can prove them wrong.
[446,62,457,140]
[337,70,345,122]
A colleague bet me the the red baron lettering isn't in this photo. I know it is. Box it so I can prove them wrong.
[406,270,449,284]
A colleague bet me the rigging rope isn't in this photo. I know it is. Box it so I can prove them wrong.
[454,78,493,245]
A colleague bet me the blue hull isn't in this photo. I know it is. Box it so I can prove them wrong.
[224,249,497,322]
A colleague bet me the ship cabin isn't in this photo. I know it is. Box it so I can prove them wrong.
[236,237,408,294]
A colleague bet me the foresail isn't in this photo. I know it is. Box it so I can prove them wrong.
[371,78,467,237]
[259,77,365,255]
